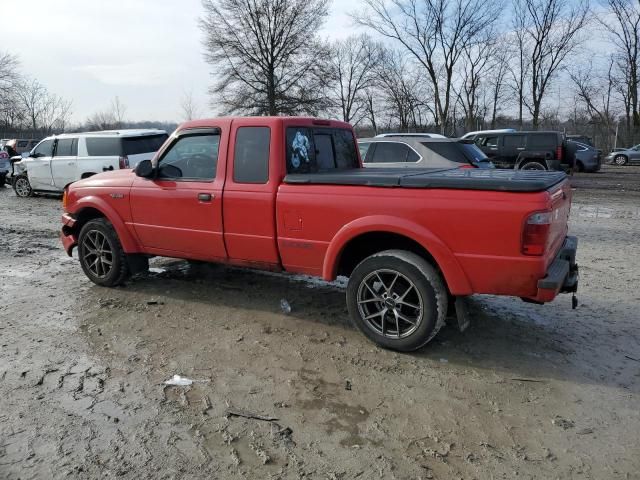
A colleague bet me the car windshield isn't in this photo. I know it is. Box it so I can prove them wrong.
[420,141,489,164]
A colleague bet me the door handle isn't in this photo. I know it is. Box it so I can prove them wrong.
[198,193,213,202]
[517,147,525,150]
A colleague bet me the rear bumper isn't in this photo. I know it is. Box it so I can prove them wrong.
[60,213,78,256]
[526,236,578,303]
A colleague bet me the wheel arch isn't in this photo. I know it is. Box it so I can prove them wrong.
[322,216,473,295]
[71,197,141,253]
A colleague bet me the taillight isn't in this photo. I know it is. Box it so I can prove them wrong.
[459,164,474,169]
[62,188,68,210]
[556,146,563,161]
[522,211,552,256]
[119,156,129,169]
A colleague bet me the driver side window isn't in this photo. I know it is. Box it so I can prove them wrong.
[33,139,54,157]
[158,134,220,180]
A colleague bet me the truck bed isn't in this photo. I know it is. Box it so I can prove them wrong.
[284,168,567,192]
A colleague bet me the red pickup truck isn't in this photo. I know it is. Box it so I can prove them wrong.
[61,117,578,351]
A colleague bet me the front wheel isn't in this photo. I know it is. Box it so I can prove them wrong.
[78,218,130,287]
[346,250,448,352]
[13,175,32,197]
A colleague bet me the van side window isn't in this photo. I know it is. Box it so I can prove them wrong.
[233,127,270,184]
[370,142,410,163]
[86,138,122,156]
[158,134,219,180]
[504,135,525,148]
[54,139,77,157]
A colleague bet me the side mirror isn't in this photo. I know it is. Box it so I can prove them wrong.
[135,159,154,178]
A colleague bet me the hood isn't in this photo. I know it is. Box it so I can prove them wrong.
[71,168,136,189]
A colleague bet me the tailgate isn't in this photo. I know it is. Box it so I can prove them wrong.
[546,179,572,259]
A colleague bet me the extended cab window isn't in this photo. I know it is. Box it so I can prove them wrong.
[158,133,219,180]
[286,127,358,173]
[233,127,270,184]
[54,138,77,157]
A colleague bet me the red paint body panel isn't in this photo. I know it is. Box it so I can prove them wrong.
[61,116,574,304]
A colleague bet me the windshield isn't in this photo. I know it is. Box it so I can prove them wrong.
[420,141,490,164]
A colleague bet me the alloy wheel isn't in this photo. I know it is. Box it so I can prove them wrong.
[356,269,424,339]
[14,177,31,197]
[82,230,114,278]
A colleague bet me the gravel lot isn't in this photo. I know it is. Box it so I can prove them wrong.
[1,165,639,479]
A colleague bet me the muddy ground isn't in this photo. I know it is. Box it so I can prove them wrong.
[1,165,639,480]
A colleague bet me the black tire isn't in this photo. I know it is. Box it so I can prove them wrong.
[13,175,33,197]
[614,154,628,166]
[519,161,547,171]
[78,218,130,287]
[346,250,447,352]
[0,175,5,188]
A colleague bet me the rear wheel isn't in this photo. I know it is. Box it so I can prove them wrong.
[78,218,129,287]
[614,155,628,166]
[346,250,447,352]
[520,161,547,171]
[13,175,32,197]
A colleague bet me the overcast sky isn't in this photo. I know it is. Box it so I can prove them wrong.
[3,0,355,123]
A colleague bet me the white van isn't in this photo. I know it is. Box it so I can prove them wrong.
[12,129,168,197]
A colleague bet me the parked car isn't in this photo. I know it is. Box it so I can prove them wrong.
[11,129,168,197]
[566,134,594,147]
[471,131,570,171]
[60,116,578,352]
[375,133,448,139]
[358,136,494,169]
[460,128,516,141]
[4,139,40,155]
[0,150,10,187]
[604,145,640,166]
[566,140,601,172]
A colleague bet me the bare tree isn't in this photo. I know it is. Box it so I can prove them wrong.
[599,0,640,138]
[570,57,618,150]
[180,89,202,121]
[512,0,589,128]
[329,34,382,125]
[456,32,498,132]
[15,79,47,132]
[0,51,23,131]
[200,0,331,116]
[488,45,512,128]
[111,96,127,128]
[355,0,503,133]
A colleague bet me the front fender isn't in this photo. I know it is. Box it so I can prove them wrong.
[322,215,473,295]
[69,195,141,253]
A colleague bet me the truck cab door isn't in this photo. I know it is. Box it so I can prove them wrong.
[129,128,227,261]
[222,121,280,266]
[51,138,78,189]
[26,139,54,190]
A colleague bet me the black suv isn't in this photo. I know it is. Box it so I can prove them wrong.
[469,131,569,171]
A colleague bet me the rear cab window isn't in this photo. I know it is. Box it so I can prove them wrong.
[286,127,358,174]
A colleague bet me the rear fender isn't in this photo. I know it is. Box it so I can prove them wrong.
[322,215,473,295]
[71,196,141,253]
